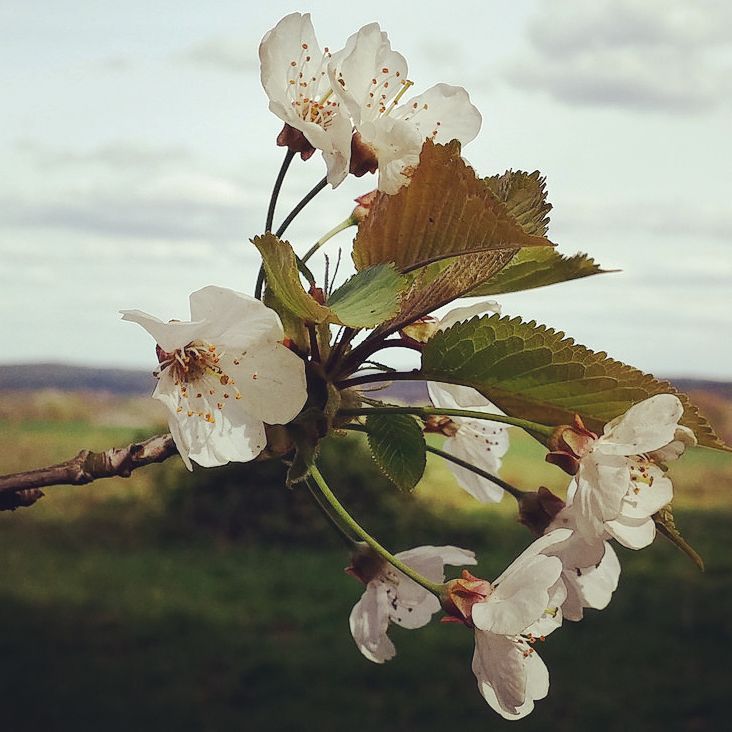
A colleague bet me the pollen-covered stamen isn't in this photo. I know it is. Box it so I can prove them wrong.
[627,458,656,497]
[159,341,244,424]
[286,45,338,129]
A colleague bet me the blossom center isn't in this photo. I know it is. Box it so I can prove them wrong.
[158,341,242,424]
[287,43,339,128]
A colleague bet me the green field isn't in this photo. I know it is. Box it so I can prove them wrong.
[1,398,732,731]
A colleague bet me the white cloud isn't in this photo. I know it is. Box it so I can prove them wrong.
[505,0,732,112]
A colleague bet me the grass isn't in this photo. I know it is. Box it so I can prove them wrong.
[1,396,732,730]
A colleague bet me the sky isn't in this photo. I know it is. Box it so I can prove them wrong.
[1,0,731,379]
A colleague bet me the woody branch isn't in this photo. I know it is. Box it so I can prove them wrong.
[0,433,178,510]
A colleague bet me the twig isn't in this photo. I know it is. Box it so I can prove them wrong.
[0,433,178,507]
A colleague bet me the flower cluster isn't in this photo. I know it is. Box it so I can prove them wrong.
[260,12,482,193]
[348,394,692,719]
[109,11,714,725]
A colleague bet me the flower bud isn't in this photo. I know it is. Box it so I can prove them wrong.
[423,414,459,437]
[545,415,598,475]
[351,190,378,224]
[441,570,492,627]
[345,542,386,586]
[518,487,566,536]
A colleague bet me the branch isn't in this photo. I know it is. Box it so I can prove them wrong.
[0,433,178,509]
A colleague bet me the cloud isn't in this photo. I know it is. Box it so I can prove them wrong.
[177,36,259,73]
[0,171,262,241]
[16,140,193,172]
[505,0,732,113]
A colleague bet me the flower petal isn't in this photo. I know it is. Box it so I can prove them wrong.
[154,367,267,468]
[437,300,501,331]
[120,309,207,353]
[188,286,284,349]
[393,83,482,147]
[328,23,408,125]
[473,555,563,635]
[220,344,307,425]
[599,394,684,455]
[349,583,396,664]
[441,426,508,503]
[473,631,548,720]
[605,516,656,549]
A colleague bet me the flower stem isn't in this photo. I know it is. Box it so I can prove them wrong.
[337,405,555,440]
[305,478,358,548]
[308,463,444,596]
[424,444,526,501]
[275,175,328,239]
[336,370,423,389]
[255,149,296,300]
[302,216,357,264]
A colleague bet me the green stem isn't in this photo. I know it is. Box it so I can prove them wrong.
[337,406,554,440]
[255,149,296,300]
[305,478,358,548]
[276,176,328,239]
[302,216,357,264]
[424,444,526,501]
[308,463,443,596]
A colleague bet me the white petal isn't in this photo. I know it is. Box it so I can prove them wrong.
[437,301,501,331]
[571,453,629,539]
[328,23,408,125]
[599,394,684,455]
[473,555,563,635]
[428,381,500,412]
[493,528,573,585]
[154,368,267,468]
[620,466,673,520]
[120,309,207,353]
[349,584,396,664]
[473,632,547,720]
[221,344,307,425]
[395,545,477,574]
[441,428,508,503]
[188,286,283,349]
[393,83,482,147]
[605,516,656,549]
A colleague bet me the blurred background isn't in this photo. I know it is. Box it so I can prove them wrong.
[1,1,731,730]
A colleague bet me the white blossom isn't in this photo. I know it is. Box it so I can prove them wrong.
[566,394,694,549]
[470,531,568,720]
[427,302,509,503]
[328,23,481,193]
[348,545,476,663]
[259,13,353,187]
[121,286,307,470]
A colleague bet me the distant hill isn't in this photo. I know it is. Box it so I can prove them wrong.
[0,363,155,395]
[0,364,728,401]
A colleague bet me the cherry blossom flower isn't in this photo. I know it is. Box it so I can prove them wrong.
[549,394,695,550]
[121,286,307,470]
[441,530,568,720]
[259,13,353,187]
[427,302,509,503]
[327,23,481,193]
[347,544,476,663]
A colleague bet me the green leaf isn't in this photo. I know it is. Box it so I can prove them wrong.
[253,233,331,324]
[365,414,426,492]
[467,248,611,296]
[353,140,552,272]
[263,287,309,353]
[483,169,552,237]
[654,505,704,571]
[327,264,406,328]
[421,314,727,451]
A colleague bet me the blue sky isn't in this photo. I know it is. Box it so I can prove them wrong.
[1,0,731,378]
